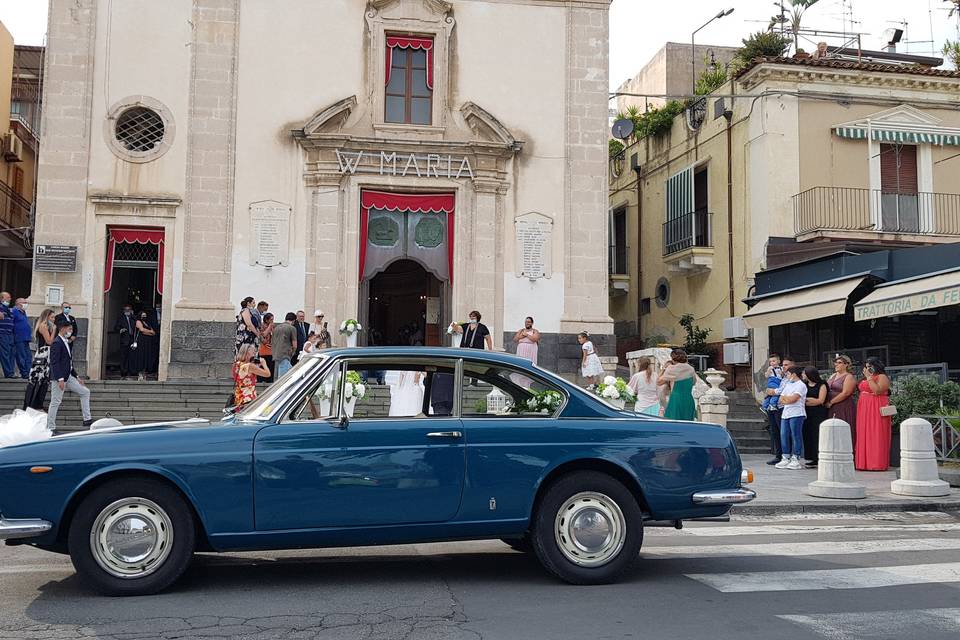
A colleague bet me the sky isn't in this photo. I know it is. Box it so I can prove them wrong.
[0,0,957,89]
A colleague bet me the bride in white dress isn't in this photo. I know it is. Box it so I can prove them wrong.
[389,370,425,417]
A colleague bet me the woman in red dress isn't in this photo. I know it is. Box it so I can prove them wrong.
[854,357,892,471]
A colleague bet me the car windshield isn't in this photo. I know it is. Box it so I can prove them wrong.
[234,356,325,421]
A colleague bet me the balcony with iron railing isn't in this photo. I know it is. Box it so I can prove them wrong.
[793,187,960,242]
[0,180,32,235]
[662,210,713,275]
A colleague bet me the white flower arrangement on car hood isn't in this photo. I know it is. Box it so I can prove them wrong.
[594,376,636,404]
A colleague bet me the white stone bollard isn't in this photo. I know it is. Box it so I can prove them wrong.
[698,368,729,429]
[808,418,866,499]
[891,418,951,497]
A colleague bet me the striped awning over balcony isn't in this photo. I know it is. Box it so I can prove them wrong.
[833,126,960,146]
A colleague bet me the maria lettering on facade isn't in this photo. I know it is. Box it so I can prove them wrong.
[335,149,475,180]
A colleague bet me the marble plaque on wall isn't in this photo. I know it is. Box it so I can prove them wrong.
[249,200,291,267]
[514,212,553,280]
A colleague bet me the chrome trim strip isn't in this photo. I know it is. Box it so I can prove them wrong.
[691,488,757,505]
[426,431,463,438]
[0,516,53,540]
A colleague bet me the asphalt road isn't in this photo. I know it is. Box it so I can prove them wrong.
[2,511,960,640]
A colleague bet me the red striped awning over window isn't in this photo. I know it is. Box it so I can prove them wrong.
[385,36,434,89]
[359,191,454,283]
[104,227,165,295]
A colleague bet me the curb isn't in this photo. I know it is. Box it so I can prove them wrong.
[734,499,960,516]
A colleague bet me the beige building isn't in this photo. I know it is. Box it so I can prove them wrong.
[614,42,738,113]
[0,23,40,295]
[608,55,960,386]
[31,0,614,381]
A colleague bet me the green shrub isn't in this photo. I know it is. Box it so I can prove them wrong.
[609,138,625,158]
[890,375,960,425]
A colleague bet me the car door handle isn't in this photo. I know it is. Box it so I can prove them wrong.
[427,431,463,438]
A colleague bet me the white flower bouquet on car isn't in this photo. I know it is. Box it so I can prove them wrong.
[594,376,636,408]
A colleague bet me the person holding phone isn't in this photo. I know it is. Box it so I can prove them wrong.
[232,344,270,408]
[855,357,892,471]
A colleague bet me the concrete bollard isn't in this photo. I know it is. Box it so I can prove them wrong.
[808,418,866,499]
[891,418,951,497]
[698,369,729,429]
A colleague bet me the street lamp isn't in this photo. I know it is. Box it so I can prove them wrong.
[692,8,735,93]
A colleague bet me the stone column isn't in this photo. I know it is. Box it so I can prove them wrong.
[808,419,866,499]
[891,418,951,497]
[311,180,344,327]
[559,3,614,339]
[30,0,98,373]
[473,182,499,347]
[178,0,240,317]
[699,369,729,428]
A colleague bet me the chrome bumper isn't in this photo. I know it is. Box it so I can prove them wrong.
[691,488,757,505]
[0,516,53,540]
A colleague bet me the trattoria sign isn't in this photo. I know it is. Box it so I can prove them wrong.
[335,149,475,180]
[854,283,960,321]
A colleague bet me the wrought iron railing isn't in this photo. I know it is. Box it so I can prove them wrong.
[793,187,960,237]
[917,415,960,462]
[662,210,712,256]
[0,180,31,233]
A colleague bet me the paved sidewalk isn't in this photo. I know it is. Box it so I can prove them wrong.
[734,454,960,515]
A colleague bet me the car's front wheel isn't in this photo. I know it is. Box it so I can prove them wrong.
[67,478,196,596]
[531,471,643,584]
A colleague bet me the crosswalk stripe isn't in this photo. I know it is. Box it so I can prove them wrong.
[779,608,960,639]
[670,522,960,537]
[686,562,960,592]
[644,537,960,559]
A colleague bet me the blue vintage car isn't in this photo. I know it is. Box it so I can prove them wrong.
[0,348,754,595]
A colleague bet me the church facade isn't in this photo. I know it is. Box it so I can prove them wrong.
[31,0,613,380]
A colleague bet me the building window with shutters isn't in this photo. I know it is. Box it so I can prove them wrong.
[384,36,434,126]
[663,164,711,256]
[609,208,627,275]
[878,143,919,233]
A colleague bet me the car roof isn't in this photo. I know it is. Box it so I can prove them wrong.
[309,347,536,368]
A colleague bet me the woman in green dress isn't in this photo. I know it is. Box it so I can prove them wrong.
[658,348,697,421]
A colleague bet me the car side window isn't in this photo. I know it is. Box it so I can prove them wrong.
[461,362,565,418]
[289,365,342,422]
[346,360,458,419]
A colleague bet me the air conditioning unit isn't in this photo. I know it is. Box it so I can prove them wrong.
[723,342,751,365]
[722,316,749,340]
[2,132,23,162]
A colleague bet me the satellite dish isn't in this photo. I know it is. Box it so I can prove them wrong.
[611,118,635,140]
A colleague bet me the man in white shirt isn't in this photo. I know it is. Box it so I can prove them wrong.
[775,365,807,470]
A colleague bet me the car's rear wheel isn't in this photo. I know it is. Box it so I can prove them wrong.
[531,471,643,584]
[67,478,196,596]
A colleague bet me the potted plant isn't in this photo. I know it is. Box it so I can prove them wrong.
[594,376,636,410]
[339,319,362,347]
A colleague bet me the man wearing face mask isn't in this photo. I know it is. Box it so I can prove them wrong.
[0,291,15,378]
[54,302,79,344]
[12,298,33,379]
[48,317,94,430]
[114,304,136,379]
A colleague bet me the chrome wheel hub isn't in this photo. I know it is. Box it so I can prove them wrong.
[554,492,626,567]
[90,498,173,579]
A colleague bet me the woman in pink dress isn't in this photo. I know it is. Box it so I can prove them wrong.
[511,317,540,388]
[854,357,892,471]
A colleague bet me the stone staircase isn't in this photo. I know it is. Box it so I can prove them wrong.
[726,390,771,455]
[0,379,236,432]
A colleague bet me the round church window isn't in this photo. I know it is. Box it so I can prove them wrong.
[116,107,165,152]
[104,96,175,164]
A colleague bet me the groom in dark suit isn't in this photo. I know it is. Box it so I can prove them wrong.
[47,318,94,430]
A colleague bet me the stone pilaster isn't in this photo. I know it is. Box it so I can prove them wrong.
[473,181,500,347]
[312,181,345,331]
[560,3,614,337]
[29,0,98,367]
[179,0,240,320]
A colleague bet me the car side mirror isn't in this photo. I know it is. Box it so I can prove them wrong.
[337,415,349,430]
